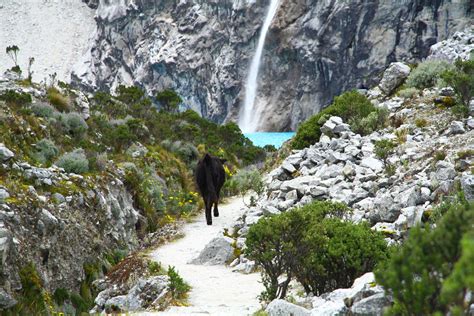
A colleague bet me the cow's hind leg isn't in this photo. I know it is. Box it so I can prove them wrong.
[205,198,212,225]
[213,201,219,217]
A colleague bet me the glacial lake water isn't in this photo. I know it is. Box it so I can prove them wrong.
[244,132,295,149]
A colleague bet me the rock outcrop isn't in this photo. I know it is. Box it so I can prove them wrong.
[231,50,474,314]
[72,0,473,131]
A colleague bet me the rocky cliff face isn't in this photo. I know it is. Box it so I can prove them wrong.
[72,0,473,131]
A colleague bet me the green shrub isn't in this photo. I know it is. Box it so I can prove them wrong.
[374,139,397,164]
[31,102,56,118]
[5,263,48,315]
[406,60,454,89]
[53,288,70,305]
[441,58,474,108]
[167,266,191,299]
[415,118,428,128]
[156,89,182,113]
[55,148,89,174]
[0,90,32,107]
[148,261,162,275]
[375,198,474,315]
[222,167,264,197]
[56,112,88,139]
[293,91,383,149]
[246,201,388,300]
[34,139,59,164]
[92,91,128,118]
[108,124,136,151]
[434,150,447,162]
[350,107,388,136]
[440,232,474,310]
[397,87,419,99]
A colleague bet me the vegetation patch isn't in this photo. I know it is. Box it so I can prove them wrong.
[292,91,387,149]
[376,196,473,315]
[245,201,389,301]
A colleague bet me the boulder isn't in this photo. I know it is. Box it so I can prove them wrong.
[350,293,390,315]
[266,299,311,316]
[101,276,170,312]
[281,161,297,174]
[0,144,14,162]
[379,62,411,94]
[0,288,17,310]
[448,121,465,135]
[321,116,351,136]
[190,236,234,265]
[435,161,456,181]
[467,118,474,130]
[0,188,9,201]
[461,174,474,201]
[361,157,384,173]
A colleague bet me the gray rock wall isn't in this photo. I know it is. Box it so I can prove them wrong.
[72,0,473,131]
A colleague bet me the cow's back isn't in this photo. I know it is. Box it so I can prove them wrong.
[195,154,225,199]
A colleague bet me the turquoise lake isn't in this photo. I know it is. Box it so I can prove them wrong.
[244,132,295,149]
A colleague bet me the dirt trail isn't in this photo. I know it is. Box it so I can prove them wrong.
[146,197,263,316]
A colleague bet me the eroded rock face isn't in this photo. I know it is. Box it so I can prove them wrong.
[72,0,473,131]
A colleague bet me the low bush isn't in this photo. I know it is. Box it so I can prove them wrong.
[375,197,474,315]
[167,266,191,300]
[374,139,397,164]
[246,201,388,301]
[31,102,56,118]
[292,91,385,149]
[222,167,264,198]
[0,90,32,107]
[397,87,419,99]
[55,148,89,174]
[34,139,59,164]
[56,112,88,139]
[415,118,428,128]
[441,58,474,108]
[406,60,454,89]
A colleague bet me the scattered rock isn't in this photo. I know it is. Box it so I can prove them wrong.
[361,157,384,173]
[448,121,465,135]
[461,174,474,201]
[190,236,234,265]
[321,116,351,136]
[351,292,390,315]
[0,144,14,162]
[0,288,17,310]
[97,276,170,313]
[266,299,311,316]
[379,62,411,94]
[0,188,10,201]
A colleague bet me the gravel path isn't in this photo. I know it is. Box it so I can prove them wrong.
[146,197,263,316]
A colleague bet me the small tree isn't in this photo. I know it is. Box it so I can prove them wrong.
[6,45,21,78]
[6,45,19,67]
[376,198,474,315]
[27,57,35,82]
[156,89,182,113]
[246,201,388,301]
[442,58,474,107]
[374,139,397,165]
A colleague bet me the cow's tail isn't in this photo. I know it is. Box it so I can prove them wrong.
[204,154,218,202]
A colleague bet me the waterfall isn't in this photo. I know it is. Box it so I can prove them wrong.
[238,0,280,133]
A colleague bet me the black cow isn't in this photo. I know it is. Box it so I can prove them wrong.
[195,154,226,225]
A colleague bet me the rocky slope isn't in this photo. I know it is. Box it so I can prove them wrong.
[227,33,474,314]
[72,0,473,131]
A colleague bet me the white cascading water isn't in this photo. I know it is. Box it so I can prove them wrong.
[238,0,280,133]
